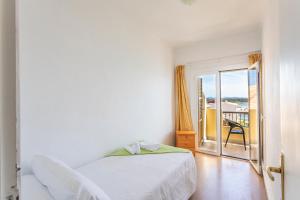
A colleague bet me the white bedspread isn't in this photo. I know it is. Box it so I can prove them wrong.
[77,153,197,200]
[21,153,197,200]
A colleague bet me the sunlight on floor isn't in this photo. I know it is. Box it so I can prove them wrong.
[199,140,250,159]
[190,153,267,200]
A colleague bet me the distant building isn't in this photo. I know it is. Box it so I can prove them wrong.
[207,101,241,112]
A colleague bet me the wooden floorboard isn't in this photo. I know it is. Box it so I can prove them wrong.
[190,153,268,200]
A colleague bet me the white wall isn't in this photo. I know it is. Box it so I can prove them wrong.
[174,31,261,143]
[174,30,261,65]
[261,0,282,199]
[0,0,17,198]
[18,0,175,174]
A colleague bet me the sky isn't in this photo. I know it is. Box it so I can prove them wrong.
[201,70,256,98]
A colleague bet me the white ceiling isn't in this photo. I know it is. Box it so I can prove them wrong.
[118,0,263,47]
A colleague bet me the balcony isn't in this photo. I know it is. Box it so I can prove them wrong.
[198,108,258,159]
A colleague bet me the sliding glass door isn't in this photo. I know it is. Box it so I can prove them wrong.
[220,69,250,160]
[248,62,262,174]
[197,73,220,155]
[194,65,262,170]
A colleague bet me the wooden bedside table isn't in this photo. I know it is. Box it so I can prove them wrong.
[176,131,196,155]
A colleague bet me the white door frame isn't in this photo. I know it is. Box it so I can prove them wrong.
[219,68,249,159]
[192,71,221,156]
[248,62,262,174]
[186,59,250,157]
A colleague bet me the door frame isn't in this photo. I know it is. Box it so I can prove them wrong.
[186,59,255,157]
[248,62,263,174]
[194,71,221,156]
[188,64,263,160]
[190,66,249,157]
[219,68,249,160]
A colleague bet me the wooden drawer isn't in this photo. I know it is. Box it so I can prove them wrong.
[176,134,195,148]
[176,134,194,142]
[176,131,196,156]
[176,140,195,148]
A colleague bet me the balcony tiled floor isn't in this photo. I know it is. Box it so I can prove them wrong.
[223,143,249,159]
[199,140,250,159]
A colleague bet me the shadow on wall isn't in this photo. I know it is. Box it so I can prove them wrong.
[162,131,176,146]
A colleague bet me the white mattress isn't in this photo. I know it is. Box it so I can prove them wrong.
[77,153,197,200]
[21,153,196,200]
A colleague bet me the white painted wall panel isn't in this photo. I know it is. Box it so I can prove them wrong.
[279,0,300,199]
[261,0,282,199]
[18,0,174,174]
[262,0,300,199]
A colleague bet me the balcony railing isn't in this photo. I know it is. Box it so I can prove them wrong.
[223,111,249,127]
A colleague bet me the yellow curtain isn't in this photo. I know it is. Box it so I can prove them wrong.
[248,53,262,65]
[175,65,194,131]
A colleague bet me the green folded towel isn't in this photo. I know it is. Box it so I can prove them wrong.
[106,144,190,157]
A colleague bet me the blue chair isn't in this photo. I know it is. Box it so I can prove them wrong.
[224,119,246,150]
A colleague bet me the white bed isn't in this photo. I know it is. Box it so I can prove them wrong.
[21,153,197,200]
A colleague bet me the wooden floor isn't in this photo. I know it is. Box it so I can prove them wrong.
[190,153,267,200]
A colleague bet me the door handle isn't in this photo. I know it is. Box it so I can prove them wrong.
[266,153,284,200]
[266,166,281,181]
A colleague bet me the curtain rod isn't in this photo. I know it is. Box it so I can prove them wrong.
[184,50,261,66]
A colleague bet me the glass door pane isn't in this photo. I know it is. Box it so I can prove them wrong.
[220,70,250,159]
[198,74,217,153]
[248,63,262,173]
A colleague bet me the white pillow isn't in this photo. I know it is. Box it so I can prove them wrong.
[31,155,111,200]
[139,142,160,151]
